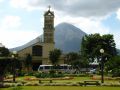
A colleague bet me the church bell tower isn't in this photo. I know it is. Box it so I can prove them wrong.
[43,6,55,43]
[42,6,55,64]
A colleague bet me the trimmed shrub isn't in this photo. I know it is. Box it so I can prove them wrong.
[65,73,90,77]
[112,68,120,77]
[35,71,64,78]
[101,82,120,87]
[17,71,26,77]
[26,72,34,76]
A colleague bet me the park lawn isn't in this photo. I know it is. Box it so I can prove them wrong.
[13,76,92,83]
[53,77,92,83]
[16,76,119,83]
[6,75,120,84]
[1,86,120,90]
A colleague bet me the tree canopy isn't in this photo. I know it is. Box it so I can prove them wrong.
[65,52,89,69]
[49,49,62,65]
[0,46,10,87]
[0,46,9,57]
[105,55,120,77]
[81,33,117,62]
[25,54,32,72]
[25,54,32,66]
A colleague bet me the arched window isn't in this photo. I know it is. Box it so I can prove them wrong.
[32,45,42,56]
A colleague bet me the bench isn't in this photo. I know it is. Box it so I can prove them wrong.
[39,79,53,83]
[84,80,100,86]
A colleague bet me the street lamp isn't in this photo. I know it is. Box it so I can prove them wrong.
[100,49,104,83]
[12,51,17,82]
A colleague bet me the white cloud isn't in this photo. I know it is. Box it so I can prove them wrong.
[10,0,42,11]
[10,0,29,9]
[27,0,120,17]
[76,18,109,34]
[0,30,39,48]
[55,14,110,34]
[116,8,120,20]
[0,0,3,2]
[1,16,21,29]
[0,15,40,48]
[8,0,116,35]
[9,0,120,18]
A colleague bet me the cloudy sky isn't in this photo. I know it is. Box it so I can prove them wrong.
[0,0,120,49]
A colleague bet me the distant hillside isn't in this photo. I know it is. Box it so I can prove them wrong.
[11,22,87,53]
[55,23,86,53]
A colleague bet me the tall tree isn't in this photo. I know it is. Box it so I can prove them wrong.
[105,55,120,77]
[81,33,116,63]
[0,47,9,57]
[102,34,117,56]
[49,49,62,65]
[25,54,32,72]
[65,52,89,70]
[0,46,10,87]
[65,52,79,65]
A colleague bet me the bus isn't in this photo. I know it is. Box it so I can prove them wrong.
[38,64,75,73]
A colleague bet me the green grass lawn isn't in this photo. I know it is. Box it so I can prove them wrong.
[1,86,120,90]
[1,76,120,90]
[51,77,91,83]
[14,76,93,84]
[12,76,120,84]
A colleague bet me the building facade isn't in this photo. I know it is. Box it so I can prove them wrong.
[17,8,57,70]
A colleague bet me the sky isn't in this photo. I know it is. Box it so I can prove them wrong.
[0,0,120,49]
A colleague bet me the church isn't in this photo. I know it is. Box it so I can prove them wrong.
[16,7,64,70]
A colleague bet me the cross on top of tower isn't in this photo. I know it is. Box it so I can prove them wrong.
[48,5,51,11]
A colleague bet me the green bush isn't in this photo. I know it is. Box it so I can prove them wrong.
[112,68,120,77]
[18,71,26,77]
[65,73,90,77]
[18,71,36,77]
[49,70,64,78]
[102,82,120,87]
[26,72,34,76]
[35,70,64,78]
[35,72,49,78]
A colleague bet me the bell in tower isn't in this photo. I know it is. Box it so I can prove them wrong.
[43,6,55,43]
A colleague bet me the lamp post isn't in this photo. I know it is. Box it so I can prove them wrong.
[100,49,104,83]
[12,51,17,82]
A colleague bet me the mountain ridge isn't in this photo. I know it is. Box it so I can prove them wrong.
[11,22,87,53]
[55,22,86,53]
